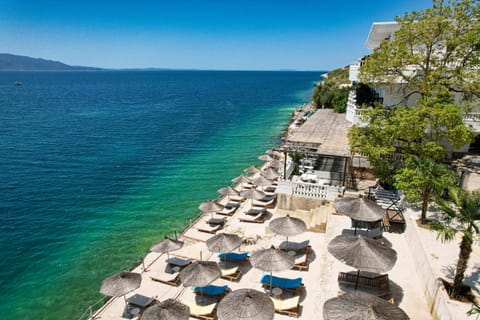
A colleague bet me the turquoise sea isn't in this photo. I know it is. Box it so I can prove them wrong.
[0,70,320,319]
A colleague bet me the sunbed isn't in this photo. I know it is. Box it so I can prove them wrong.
[197,223,222,234]
[229,196,245,202]
[239,211,265,223]
[216,206,237,216]
[338,271,390,292]
[206,216,226,225]
[279,240,311,254]
[260,274,304,294]
[293,253,309,271]
[219,264,242,281]
[193,284,229,298]
[183,300,217,320]
[149,269,180,286]
[218,251,249,262]
[166,256,192,268]
[271,296,301,317]
[246,207,266,215]
[252,197,276,208]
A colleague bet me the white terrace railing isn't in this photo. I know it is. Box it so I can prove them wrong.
[277,180,345,201]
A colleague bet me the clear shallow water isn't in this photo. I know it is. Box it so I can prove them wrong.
[0,70,319,319]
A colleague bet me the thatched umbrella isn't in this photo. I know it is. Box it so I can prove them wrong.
[259,154,274,162]
[207,233,242,253]
[323,291,409,320]
[100,271,141,305]
[240,189,266,209]
[267,159,283,169]
[244,165,261,175]
[150,236,184,261]
[232,175,252,189]
[261,167,280,180]
[268,214,307,244]
[250,246,294,293]
[252,176,273,188]
[327,235,397,289]
[141,299,190,320]
[334,198,385,235]
[217,289,274,320]
[218,186,240,201]
[179,261,221,287]
[199,200,224,213]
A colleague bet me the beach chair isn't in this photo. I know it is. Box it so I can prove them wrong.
[293,253,309,271]
[239,211,265,223]
[197,223,222,234]
[216,206,237,216]
[166,256,192,268]
[206,216,226,225]
[193,285,229,299]
[229,196,245,203]
[271,296,301,317]
[260,274,304,294]
[183,300,217,320]
[279,240,311,254]
[246,207,266,215]
[219,264,242,281]
[338,271,390,292]
[252,197,276,208]
[218,251,249,263]
[149,269,181,286]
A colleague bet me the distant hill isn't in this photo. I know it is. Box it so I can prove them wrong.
[0,53,101,71]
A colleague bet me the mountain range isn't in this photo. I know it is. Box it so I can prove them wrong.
[0,53,101,71]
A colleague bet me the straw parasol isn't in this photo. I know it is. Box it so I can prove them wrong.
[100,271,141,301]
[266,149,283,159]
[327,235,397,289]
[252,176,273,188]
[267,159,283,169]
[334,198,385,235]
[244,165,261,175]
[240,189,266,209]
[259,154,274,162]
[261,167,280,180]
[150,236,184,262]
[141,299,190,320]
[179,261,221,287]
[323,291,409,320]
[250,246,294,293]
[207,233,242,253]
[268,214,307,244]
[199,200,224,213]
[217,289,275,320]
[232,175,252,190]
[218,186,240,200]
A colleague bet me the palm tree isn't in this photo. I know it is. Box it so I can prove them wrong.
[395,155,456,224]
[431,188,480,294]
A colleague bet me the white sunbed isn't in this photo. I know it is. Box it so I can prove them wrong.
[271,296,301,317]
[183,300,217,320]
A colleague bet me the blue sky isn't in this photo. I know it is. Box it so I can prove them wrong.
[0,0,435,70]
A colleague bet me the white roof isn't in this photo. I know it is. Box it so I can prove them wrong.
[365,22,400,49]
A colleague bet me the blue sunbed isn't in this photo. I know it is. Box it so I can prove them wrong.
[260,274,303,289]
[192,284,228,296]
[218,251,249,262]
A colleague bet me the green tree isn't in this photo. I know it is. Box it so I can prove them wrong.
[350,0,478,168]
[395,156,456,224]
[430,188,480,295]
[332,87,349,113]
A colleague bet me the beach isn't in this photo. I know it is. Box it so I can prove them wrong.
[88,107,478,320]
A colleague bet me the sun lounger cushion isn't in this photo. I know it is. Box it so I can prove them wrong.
[218,251,249,261]
[149,270,180,285]
[260,274,302,289]
[183,300,217,318]
[193,285,228,296]
[166,257,192,267]
[279,240,310,252]
[271,296,300,312]
[198,223,221,233]
[207,217,226,225]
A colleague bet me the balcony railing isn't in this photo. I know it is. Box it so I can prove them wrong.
[276,180,344,201]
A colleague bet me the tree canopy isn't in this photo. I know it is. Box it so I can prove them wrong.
[349,0,479,184]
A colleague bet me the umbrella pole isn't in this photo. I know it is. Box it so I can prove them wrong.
[354,220,358,236]
[270,271,273,296]
[354,269,360,290]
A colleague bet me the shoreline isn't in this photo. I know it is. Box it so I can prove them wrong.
[88,100,313,318]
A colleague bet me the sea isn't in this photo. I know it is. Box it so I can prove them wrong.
[0,70,320,320]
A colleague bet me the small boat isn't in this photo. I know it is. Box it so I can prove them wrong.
[13,81,23,86]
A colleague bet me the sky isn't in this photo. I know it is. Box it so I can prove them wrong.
[0,0,436,70]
